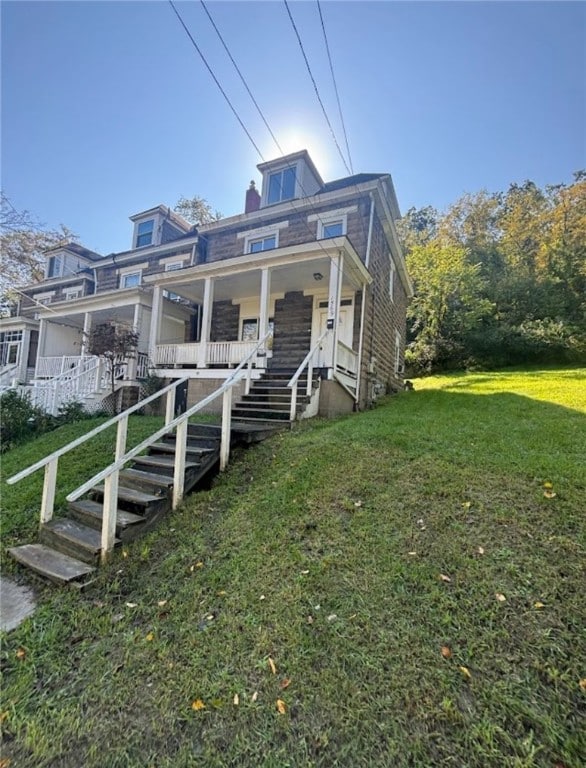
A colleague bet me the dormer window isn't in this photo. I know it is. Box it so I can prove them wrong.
[47,255,63,278]
[136,219,154,248]
[268,167,296,205]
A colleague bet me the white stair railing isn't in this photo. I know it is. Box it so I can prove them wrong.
[27,357,103,415]
[6,332,272,564]
[287,330,330,421]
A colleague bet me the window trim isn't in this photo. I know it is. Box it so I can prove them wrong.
[266,165,297,206]
[121,271,142,288]
[238,221,288,254]
[64,287,82,301]
[46,254,63,279]
[135,219,155,248]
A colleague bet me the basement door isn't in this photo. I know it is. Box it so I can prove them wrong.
[314,299,354,368]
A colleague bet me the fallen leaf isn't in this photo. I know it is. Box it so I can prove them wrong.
[439,574,451,583]
[205,614,214,621]
[195,561,204,568]
[217,590,227,596]
[441,646,452,659]
[191,699,205,711]
[307,615,314,624]
[0,711,8,723]
[157,600,167,607]
[543,481,553,489]
[459,666,472,680]
[15,648,26,660]
[543,490,557,499]
[462,501,472,509]
[579,678,586,692]
[495,593,506,602]
[354,500,363,507]
[534,601,545,610]
[233,693,239,706]
[280,678,291,689]
[251,691,259,702]
[259,595,266,601]
[122,549,129,559]
[268,657,277,675]
[125,602,137,608]
[408,551,417,556]
[300,569,309,575]
[477,546,485,555]
[146,632,154,642]
[276,699,286,715]
[327,614,337,622]
[0,758,11,768]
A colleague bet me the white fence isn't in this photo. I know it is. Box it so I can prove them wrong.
[155,340,262,367]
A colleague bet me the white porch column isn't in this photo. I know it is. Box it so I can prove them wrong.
[80,313,92,356]
[148,286,163,365]
[327,251,344,374]
[35,319,48,377]
[197,277,214,369]
[258,267,271,354]
[127,304,142,380]
[18,328,31,382]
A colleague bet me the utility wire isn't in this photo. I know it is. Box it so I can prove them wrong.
[168,0,264,159]
[316,0,353,175]
[283,0,352,176]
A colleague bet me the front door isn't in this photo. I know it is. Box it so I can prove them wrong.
[314,299,354,368]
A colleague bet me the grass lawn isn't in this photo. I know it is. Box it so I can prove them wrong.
[1,367,585,767]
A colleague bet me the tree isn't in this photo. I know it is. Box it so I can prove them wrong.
[174,195,222,227]
[88,323,139,412]
[0,193,76,310]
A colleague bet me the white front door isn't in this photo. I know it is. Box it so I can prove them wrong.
[313,299,354,368]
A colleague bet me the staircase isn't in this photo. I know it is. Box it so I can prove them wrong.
[231,368,320,426]
[8,423,222,585]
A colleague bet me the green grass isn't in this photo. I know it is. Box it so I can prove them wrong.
[1,368,585,767]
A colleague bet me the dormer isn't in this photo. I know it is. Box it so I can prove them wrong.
[44,243,100,280]
[257,150,324,209]
[130,205,191,249]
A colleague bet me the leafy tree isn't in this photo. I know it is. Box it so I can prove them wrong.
[174,195,222,227]
[0,193,76,311]
[88,323,139,411]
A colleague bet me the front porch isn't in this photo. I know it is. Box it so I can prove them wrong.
[145,237,371,405]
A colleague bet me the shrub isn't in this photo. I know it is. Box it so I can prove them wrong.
[0,390,50,452]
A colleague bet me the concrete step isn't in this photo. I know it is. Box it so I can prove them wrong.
[8,544,96,585]
[40,518,115,565]
[68,499,147,538]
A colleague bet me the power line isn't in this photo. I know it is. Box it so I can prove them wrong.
[167,0,264,160]
[283,0,352,176]
[316,0,353,175]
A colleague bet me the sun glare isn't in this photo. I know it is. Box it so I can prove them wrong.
[263,127,334,179]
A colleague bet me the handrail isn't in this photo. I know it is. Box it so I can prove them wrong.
[6,376,188,485]
[287,329,330,421]
[337,339,355,354]
[66,330,271,503]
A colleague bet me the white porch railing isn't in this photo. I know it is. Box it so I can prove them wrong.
[287,330,330,421]
[26,357,104,415]
[136,352,149,379]
[155,340,263,368]
[336,340,358,376]
[6,332,272,564]
[36,355,85,379]
[0,364,19,390]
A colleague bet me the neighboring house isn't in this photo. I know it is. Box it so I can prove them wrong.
[0,151,413,417]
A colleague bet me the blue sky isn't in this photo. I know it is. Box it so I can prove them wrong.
[2,1,584,255]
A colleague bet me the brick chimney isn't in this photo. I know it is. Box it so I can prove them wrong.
[245,180,261,213]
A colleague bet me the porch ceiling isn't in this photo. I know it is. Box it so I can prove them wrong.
[151,238,370,303]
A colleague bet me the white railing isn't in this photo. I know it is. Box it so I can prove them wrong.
[336,341,358,376]
[27,357,103,415]
[136,353,149,379]
[36,355,84,379]
[287,330,330,421]
[154,340,264,368]
[6,332,272,564]
[0,364,18,389]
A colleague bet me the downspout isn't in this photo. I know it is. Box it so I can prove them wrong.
[355,193,375,407]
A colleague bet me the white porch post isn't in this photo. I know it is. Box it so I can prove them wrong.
[35,319,48,378]
[80,313,92,356]
[19,328,30,382]
[327,251,344,375]
[197,277,214,369]
[127,304,142,380]
[258,267,271,356]
[148,286,163,365]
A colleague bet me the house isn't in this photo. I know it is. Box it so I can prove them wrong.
[1,150,413,419]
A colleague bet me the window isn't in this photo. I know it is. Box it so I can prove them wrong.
[248,235,276,253]
[38,296,52,305]
[164,262,183,301]
[241,318,274,342]
[320,220,344,239]
[389,259,396,303]
[65,289,81,301]
[122,272,141,288]
[136,219,154,248]
[267,167,296,205]
[47,255,62,278]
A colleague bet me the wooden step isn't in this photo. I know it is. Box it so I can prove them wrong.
[8,544,95,585]
[116,468,174,496]
[187,423,221,437]
[231,415,291,426]
[149,441,215,458]
[232,406,291,420]
[68,499,146,536]
[40,518,114,565]
[92,483,164,507]
[131,454,200,476]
